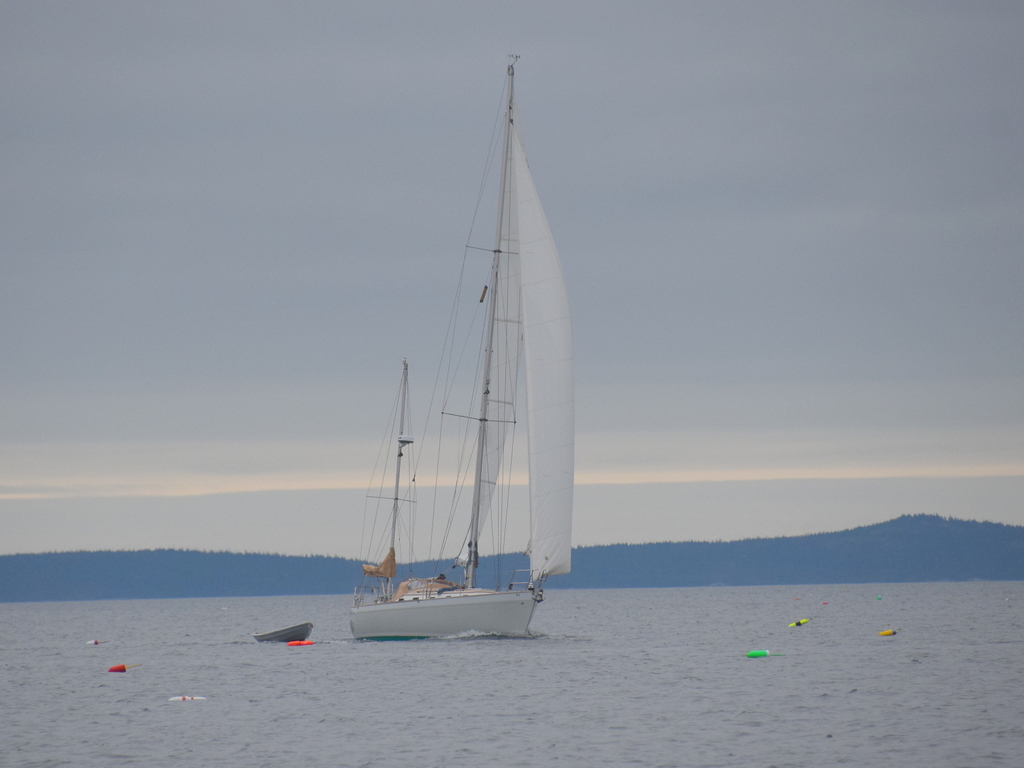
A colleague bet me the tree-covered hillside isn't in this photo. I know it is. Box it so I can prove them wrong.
[1,515,1021,602]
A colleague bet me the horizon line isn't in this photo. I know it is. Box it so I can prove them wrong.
[2,464,1022,500]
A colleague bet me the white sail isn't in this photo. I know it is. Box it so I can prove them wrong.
[509,117,574,579]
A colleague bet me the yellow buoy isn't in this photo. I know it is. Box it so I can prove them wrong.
[878,629,897,636]
[788,618,811,627]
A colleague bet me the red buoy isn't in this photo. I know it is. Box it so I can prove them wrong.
[287,640,314,646]
[108,663,141,672]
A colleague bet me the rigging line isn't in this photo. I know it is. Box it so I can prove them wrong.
[431,409,469,567]
[359,405,393,561]
[421,200,490,572]
[421,252,466,458]
[440,410,517,425]
[437,408,465,562]
[420,72,515,577]
[499,418,520,576]
[435,246,486,421]
[406,448,419,565]
[432,354,471,561]
[392,369,418,567]
[433,251,489,567]
[401,373,420,554]
[443,395,485,568]
[427,408,443,567]
[463,70,512,252]
[488,276,524,581]
[420,241,484,559]
[421,253,470,559]
[360,369,406,561]
[439,410,477,421]
[435,474,463,568]
[432,185,490,418]
[439,71,508,412]
[398,495,416,565]
[449,273,487,411]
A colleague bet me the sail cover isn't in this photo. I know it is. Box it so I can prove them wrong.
[361,547,396,578]
[510,117,574,578]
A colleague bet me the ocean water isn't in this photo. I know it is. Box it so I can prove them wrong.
[2,582,1022,767]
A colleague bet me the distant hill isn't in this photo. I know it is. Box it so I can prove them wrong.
[1,515,1021,603]
[556,514,1024,589]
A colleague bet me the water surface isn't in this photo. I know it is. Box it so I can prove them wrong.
[2,582,1022,766]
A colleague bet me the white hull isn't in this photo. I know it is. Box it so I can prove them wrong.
[349,589,538,640]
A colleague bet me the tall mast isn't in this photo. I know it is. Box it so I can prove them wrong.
[466,61,517,589]
[388,359,412,596]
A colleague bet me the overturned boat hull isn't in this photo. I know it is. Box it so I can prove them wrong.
[252,621,313,643]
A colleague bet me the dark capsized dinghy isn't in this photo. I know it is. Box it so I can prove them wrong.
[251,622,313,643]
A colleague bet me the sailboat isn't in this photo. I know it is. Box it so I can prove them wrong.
[349,61,574,640]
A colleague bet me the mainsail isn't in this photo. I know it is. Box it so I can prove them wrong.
[509,104,574,579]
[465,68,574,582]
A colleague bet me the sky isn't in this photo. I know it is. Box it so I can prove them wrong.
[2,1,1022,560]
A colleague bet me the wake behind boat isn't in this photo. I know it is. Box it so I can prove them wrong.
[349,61,574,640]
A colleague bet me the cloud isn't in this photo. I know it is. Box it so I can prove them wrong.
[1,2,1022,555]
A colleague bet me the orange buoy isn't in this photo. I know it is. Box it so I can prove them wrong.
[287,640,314,646]
[107,663,141,672]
